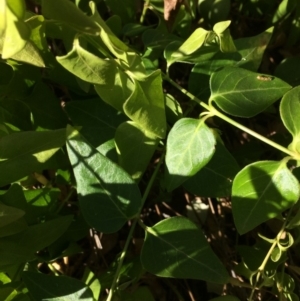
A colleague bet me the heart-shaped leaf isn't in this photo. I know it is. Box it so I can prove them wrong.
[165,118,216,191]
[210,66,291,117]
[141,216,229,283]
[232,161,300,234]
[66,130,142,233]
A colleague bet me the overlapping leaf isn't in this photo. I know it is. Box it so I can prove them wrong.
[141,217,229,283]
[115,121,159,180]
[66,130,142,233]
[165,118,216,191]
[232,161,300,234]
[280,86,300,153]
[210,66,291,117]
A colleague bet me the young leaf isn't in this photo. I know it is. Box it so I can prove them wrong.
[165,118,216,191]
[183,140,240,197]
[141,216,229,283]
[124,70,166,139]
[115,121,159,180]
[66,129,142,233]
[213,21,236,53]
[210,66,291,117]
[232,161,300,234]
[23,271,94,301]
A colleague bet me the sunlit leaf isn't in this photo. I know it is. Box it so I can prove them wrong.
[232,161,300,234]
[210,66,291,117]
[165,118,216,191]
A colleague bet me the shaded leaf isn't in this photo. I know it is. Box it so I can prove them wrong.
[23,271,93,301]
[141,217,229,283]
[183,140,240,197]
[0,203,24,228]
[232,161,300,234]
[115,121,159,180]
[210,66,291,117]
[0,129,66,186]
[66,130,142,233]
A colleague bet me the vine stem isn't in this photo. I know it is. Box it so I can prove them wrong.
[140,0,151,23]
[162,73,300,160]
[106,153,165,301]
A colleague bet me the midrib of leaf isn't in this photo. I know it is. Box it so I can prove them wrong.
[147,227,226,278]
[238,164,281,232]
[168,121,204,172]
[74,143,128,219]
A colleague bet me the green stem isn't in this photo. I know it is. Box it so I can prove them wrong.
[162,73,300,160]
[140,0,151,24]
[106,153,165,301]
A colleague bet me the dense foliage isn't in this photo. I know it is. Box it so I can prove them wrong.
[1,0,300,300]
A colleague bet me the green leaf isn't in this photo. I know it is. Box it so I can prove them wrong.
[209,297,241,301]
[165,118,216,191]
[65,98,127,155]
[41,0,99,35]
[232,161,300,234]
[280,86,300,138]
[0,203,24,228]
[57,38,117,85]
[124,70,166,139]
[23,82,67,130]
[198,0,231,25]
[0,129,66,186]
[183,140,240,197]
[0,216,73,266]
[141,216,229,283]
[23,271,94,301]
[66,130,142,233]
[165,93,183,124]
[115,121,159,180]
[210,66,291,117]
[213,21,236,53]
[1,0,30,59]
[173,27,208,56]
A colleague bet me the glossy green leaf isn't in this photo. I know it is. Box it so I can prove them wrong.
[210,66,291,117]
[66,130,142,233]
[115,121,159,180]
[42,0,99,35]
[0,203,24,228]
[124,70,166,139]
[0,0,5,37]
[280,86,300,139]
[165,118,216,191]
[0,129,66,186]
[65,98,127,156]
[23,271,93,301]
[141,217,229,283]
[183,140,240,197]
[232,161,300,234]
